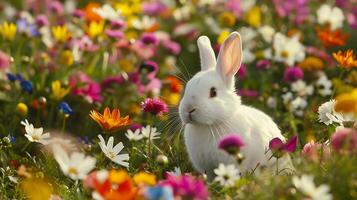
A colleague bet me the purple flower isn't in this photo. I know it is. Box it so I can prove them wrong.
[141,98,168,116]
[348,7,357,29]
[16,19,39,37]
[111,20,127,29]
[105,29,124,39]
[269,136,298,157]
[256,60,271,70]
[49,0,64,15]
[283,66,304,82]
[160,174,208,200]
[72,9,85,18]
[218,134,244,154]
[141,32,159,45]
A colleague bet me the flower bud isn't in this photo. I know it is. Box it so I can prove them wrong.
[16,102,28,116]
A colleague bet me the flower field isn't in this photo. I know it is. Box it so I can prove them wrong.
[0,0,356,199]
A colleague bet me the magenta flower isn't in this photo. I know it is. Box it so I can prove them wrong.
[331,127,357,154]
[141,98,168,116]
[49,0,64,15]
[36,15,49,27]
[283,66,304,82]
[218,134,244,155]
[160,174,208,200]
[163,40,181,55]
[269,135,298,157]
[105,29,124,39]
[111,20,127,29]
[101,75,125,89]
[256,60,271,70]
[141,32,159,46]
[0,51,10,70]
[69,72,102,103]
[237,64,246,79]
[142,2,167,15]
[272,0,309,24]
[237,89,259,98]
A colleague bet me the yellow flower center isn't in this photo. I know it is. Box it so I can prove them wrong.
[68,167,78,175]
[281,51,289,58]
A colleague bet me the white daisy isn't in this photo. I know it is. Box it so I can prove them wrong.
[290,97,308,117]
[131,16,157,30]
[141,125,161,140]
[316,75,332,96]
[125,129,144,141]
[317,4,344,31]
[98,135,129,168]
[20,119,51,145]
[282,92,293,104]
[93,4,122,21]
[52,144,96,180]
[291,80,314,96]
[293,174,333,200]
[214,163,240,187]
[318,100,344,125]
[273,32,305,66]
[267,97,277,109]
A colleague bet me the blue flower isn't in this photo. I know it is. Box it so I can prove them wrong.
[16,19,39,37]
[6,73,17,82]
[7,135,16,143]
[58,101,73,115]
[20,80,33,93]
[145,186,174,200]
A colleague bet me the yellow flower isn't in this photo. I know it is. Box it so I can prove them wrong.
[89,107,131,132]
[20,178,53,200]
[298,57,324,71]
[59,50,74,66]
[217,30,230,44]
[114,2,141,17]
[219,12,236,27]
[0,21,17,40]
[87,20,105,38]
[133,172,156,186]
[333,49,357,69]
[125,29,139,40]
[51,81,70,100]
[51,25,70,43]
[16,103,28,116]
[119,58,135,72]
[109,170,130,184]
[335,89,357,116]
[245,6,261,27]
[162,89,180,106]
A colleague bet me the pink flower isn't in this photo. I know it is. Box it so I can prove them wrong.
[331,127,357,154]
[49,0,64,15]
[69,72,102,103]
[131,41,156,59]
[218,134,244,154]
[141,98,168,116]
[160,174,208,200]
[301,141,330,162]
[163,40,181,55]
[0,51,11,70]
[105,29,124,39]
[283,66,304,82]
[269,135,298,157]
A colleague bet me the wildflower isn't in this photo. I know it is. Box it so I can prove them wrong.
[59,50,74,66]
[133,172,156,186]
[93,4,121,21]
[217,30,230,44]
[334,89,357,116]
[141,125,161,140]
[58,102,73,115]
[52,144,96,180]
[273,32,305,66]
[140,32,159,45]
[20,80,33,94]
[35,15,49,27]
[87,21,105,38]
[69,72,102,103]
[160,174,208,200]
[331,127,357,153]
[292,174,332,200]
[6,73,17,82]
[298,56,324,71]
[317,4,344,30]
[49,0,64,15]
[244,6,261,27]
[145,186,174,200]
[272,0,310,24]
[256,59,271,69]
[125,129,143,141]
[316,27,348,48]
[16,19,39,37]
[97,134,129,168]
[20,120,51,145]
[218,134,244,155]
[291,80,314,96]
[156,155,169,165]
[89,107,130,132]
[51,25,70,43]
[219,12,236,27]
[258,25,275,43]
[283,66,304,82]
[0,21,17,40]
[333,49,357,69]
[20,178,53,200]
[16,103,28,117]
[214,163,240,188]
[141,98,168,116]
[0,50,10,70]
[51,81,70,100]
[301,141,330,162]
[269,135,298,157]
[316,75,332,96]
[318,100,344,125]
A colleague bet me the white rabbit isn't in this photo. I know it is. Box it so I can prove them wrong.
[178,32,293,179]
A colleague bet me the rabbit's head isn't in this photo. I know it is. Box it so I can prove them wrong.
[179,32,243,125]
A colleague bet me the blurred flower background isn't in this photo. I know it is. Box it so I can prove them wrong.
[0,0,356,199]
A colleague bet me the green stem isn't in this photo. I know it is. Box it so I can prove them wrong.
[61,116,67,134]
[21,141,31,152]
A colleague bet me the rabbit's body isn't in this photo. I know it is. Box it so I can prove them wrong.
[179,32,293,179]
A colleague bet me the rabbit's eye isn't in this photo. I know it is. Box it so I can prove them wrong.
[209,87,217,98]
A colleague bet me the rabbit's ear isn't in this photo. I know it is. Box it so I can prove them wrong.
[216,32,242,86]
[197,36,216,71]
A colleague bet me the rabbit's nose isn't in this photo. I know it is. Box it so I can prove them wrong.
[188,108,196,114]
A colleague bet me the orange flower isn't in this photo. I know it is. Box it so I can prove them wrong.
[166,76,182,93]
[333,49,357,69]
[89,107,130,132]
[84,3,102,22]
[316,27,348,48]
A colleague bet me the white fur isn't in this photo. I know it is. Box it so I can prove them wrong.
[179,32,292,179]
